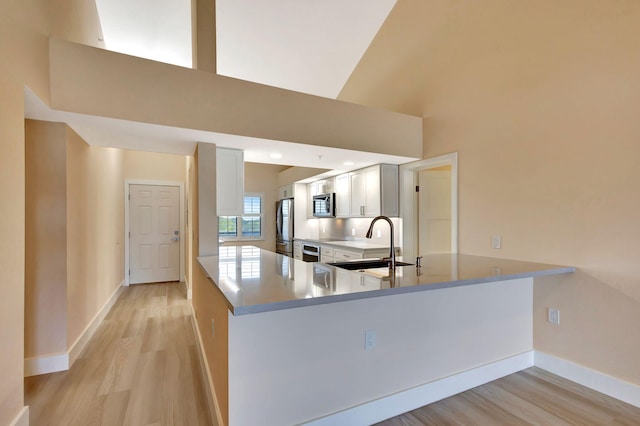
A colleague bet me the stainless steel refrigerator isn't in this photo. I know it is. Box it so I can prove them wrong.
[276,198,294,257]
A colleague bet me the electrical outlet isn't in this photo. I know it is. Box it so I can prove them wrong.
[377,229,382,238]
[351,228,356,236]
[548,308,560,325]
[365,330,376,350]
[491,235,502,249]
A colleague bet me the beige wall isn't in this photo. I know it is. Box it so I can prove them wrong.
[24,119,125,362]
[123,149,187,182]
[1,0,104,421]
[25,120,69,358]
[189,146,229,425]
[66,128,124,346]
[186,156,197,293]
[340,0,640,384]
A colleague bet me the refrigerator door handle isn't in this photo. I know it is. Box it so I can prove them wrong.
[276,202,283,240]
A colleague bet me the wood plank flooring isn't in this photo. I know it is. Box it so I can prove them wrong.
[25,282,212,426]
[376,367,640,426]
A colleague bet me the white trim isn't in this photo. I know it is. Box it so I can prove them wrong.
[399,152,458,260]
[9,406,29,426]
[24,353,69,377]
[187,289,193,300]
[190,305,224,426]
[24,280,124,377]
[534,351,640,408]
[69,280,125,365]
[306,351,534,425]
[125,180,185,286]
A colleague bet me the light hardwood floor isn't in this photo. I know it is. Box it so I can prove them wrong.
[376,367,640,425]
[25,282,212,426]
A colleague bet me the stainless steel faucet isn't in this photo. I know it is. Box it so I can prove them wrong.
[365,215,396,270]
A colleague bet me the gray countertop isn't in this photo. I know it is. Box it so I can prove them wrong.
[197,247,575,315]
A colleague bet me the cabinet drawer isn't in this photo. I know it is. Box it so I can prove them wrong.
[333,249,363,261]
[320,246,334,257]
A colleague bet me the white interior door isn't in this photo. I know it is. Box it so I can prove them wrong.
[129,184,180,284]
[418,166,452,254]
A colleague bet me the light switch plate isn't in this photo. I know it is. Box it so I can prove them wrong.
[365,330,376,350]
[548,308,560,325]
[491,235,502,249]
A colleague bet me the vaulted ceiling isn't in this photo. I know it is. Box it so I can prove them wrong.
[36,0,416,171]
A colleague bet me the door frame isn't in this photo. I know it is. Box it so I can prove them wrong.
[399,152,458,260]
[124,179,185,286]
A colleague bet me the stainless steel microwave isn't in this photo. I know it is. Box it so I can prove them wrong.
[312,193,335,218]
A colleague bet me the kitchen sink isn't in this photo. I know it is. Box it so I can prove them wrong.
[327,259,413,270]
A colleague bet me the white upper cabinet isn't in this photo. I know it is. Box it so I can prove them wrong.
[349,164,398,217]
[278,184,295,200]
[334,173,350,218]
[216,147,244,216]
[310,164,399,218]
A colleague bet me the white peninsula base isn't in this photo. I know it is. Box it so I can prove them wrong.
[227,277,532,425]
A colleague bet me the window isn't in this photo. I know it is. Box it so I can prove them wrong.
[218,194,263,240]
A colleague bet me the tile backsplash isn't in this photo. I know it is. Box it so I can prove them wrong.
[317,217,401,245]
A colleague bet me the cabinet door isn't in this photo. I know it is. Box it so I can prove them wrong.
[335,173,350,217]
[279,184,294,200]
[307,182,317,219]
[320,246,335,262]
[364,166,380,217]
[380,164,399,217]
[216,148,244,216]
[349,170,366,216]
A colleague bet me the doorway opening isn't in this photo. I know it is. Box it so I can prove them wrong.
[399,153,458,260]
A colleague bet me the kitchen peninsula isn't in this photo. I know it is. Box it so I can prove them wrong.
[196,247,574,425]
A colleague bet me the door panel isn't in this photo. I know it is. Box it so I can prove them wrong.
[418,167,452,254]
[130,184,180,284]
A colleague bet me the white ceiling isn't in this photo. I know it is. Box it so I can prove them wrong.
[216,0,397,98]
[44,0,407,175]
[95,0,194,68]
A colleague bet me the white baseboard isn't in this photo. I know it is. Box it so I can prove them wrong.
[187,288,193,300]
[24,280,124,377]
[69,280,125,365]
[306,351,535,425]
[190,305,224,426]
[534,351,640,408]
[24,352,69,377]
[9,406,29,426]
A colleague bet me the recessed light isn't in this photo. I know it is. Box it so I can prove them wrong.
[343,161,354,166]
[270,152,283,159]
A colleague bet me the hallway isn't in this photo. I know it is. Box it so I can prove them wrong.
[25,282,212,426]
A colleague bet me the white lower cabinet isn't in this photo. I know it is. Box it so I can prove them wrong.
[332,249,363,261]
[320,246,334,263]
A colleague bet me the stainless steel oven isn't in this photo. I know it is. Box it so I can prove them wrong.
[302,243,320,262]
